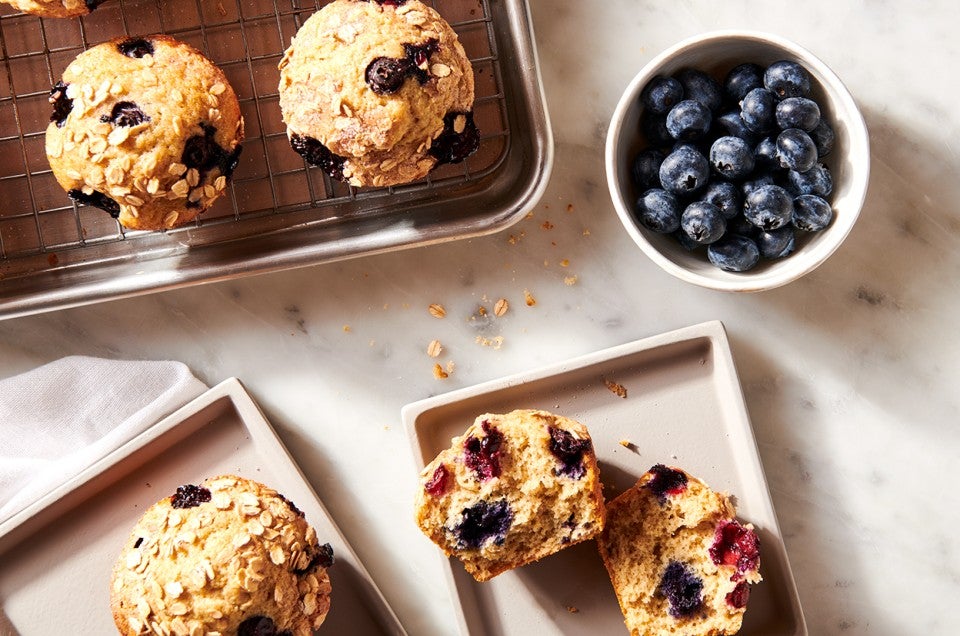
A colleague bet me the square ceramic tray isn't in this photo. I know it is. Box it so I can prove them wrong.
[402,321,807,636]
[0,0,553,319]
[0,378,405,635]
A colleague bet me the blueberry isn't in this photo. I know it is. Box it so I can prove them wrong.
[403,39,440,84]
[707,235,761,272]
[681,201,726,244]
[365,57,410,94]
[727,581,751,610]
[723,63,764,103]
[170,484,211,509]
[673,229,702,251]
[739,87,776,134]
[429,111,480,165]
[728,213,759,238]
[68,189,120,218]
[665,99,712,141]
[640,75,684,115]
[659,145,709,196]
[714,110,759,145]
[741,172,775,198]
[547,426,592,479]
[631,149,666,190]
[85,0,107,9]
[645,464,688,503]
[709,519,761,575]
[745,184,794,230]
[809,119,835,157]
[658,561,704,618]
[641,111,674,148]
[753,136,779,170]
[675,68,722,112]
[756,226,796,259]
[290,133,347,182]
[775,97,820,131]
[100,101,150,127]
[238,616,292,636]
[464,421,504,481]
[292,542,335,574]
[635,189,681,233]
[701,181,741,220]
[792,194,833,231]
[776,128,817,172]
[453,499,513,549]
[117,38,154,59]
[786,162,832,197]
[49,81,73,128]
[764,60,811,99]
[709,136,755,180]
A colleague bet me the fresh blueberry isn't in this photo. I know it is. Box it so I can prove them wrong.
[728,213,759,238]
[365,57,410,94]
[714,110,759,145]
[635,189,681,233]
[753,136,779,170]
[756,226,796,258]
[429,112,480,165]
[641,110,674,148]
[675,68,722,112]
[701,181,742,220]
[707,235,761,272]
[741,172,775,198]
[792,194,833,231]
[764,60,811,99]
[775,97,820,131]
[631,149,666,190]
[659,145,710,196]
[665,99,712,141]
[745,184,794,230]
[453,499,513,549]
[49,81,73,128]
[709,136,755,180]
[786,162,832,197]
[809,119,835,157]
[739,87,777,134]
[776,128,817,172]
[723,63,764,103]
[291,133,347,181]
[640,76,684,115]
[681,201,726,244]
[658,561,704,618]
[68,189,120,218]
[673,229,702,251]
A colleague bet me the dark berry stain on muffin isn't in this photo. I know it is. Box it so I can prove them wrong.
[170,484,211,509]
[726,580,751,609]
[364,38,439,94]
[237,616,292,636]
[290,133,347,182]
[453,499,513,549]
[404,39,440,84]
[68,189,120,218]
[181,124,242,205]
[49,81,73,128]
[85,0,108,10]
[645,464,688,504]
[429,111,480,165]
[425,463,451,497]
[548,426,592,479]
[294,542,335,574]
[709,519,760,578]
[658,560,704,618]
[100,101,150,127]
[464,421,504,481]
[276,492,305,518]
[117,37,155,59]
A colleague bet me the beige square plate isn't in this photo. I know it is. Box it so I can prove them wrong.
[402,321,806,635]
[0,378,405,635]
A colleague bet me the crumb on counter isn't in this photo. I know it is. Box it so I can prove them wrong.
[427,339,443,358]
[428,303,446,318]
[604,379,628,399]
[524,289,537,306]
[433,363,448,379]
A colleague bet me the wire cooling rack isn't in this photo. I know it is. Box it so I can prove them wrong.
[0,0,550,319]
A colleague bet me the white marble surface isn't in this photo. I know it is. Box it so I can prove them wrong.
[2,1,959,634]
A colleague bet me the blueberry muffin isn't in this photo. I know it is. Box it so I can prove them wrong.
[597,465,762,635]
[46,35,244,230]
[414,410,605,582]
[1,0,107,18]
[111,475,333,636]
[278,0,478,188]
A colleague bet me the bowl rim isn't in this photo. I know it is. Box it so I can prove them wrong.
[605,29,871,292]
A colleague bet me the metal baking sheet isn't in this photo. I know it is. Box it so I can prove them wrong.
[402,321,807,636]
[0,0,553,319]
[0,378,406,635]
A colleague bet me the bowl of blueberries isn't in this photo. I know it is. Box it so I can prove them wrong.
[606,30,870,291]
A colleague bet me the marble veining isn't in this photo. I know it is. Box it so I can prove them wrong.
[1,1,959,634]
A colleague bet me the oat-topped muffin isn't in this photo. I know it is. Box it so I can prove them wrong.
[414,410,605,581]
[278,0,478,188]
[1,0,107,18]
[111,475,333,636]
[46,35,244,230]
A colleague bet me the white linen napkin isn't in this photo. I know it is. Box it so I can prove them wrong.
[0,356,207,524]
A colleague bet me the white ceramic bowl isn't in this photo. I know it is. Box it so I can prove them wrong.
[606,31,870,292]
